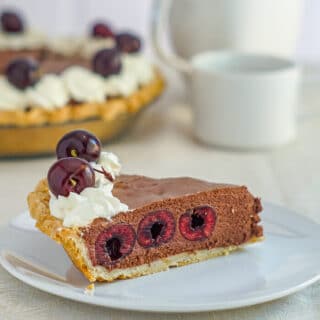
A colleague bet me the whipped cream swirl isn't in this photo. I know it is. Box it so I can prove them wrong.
[63,54,154,101]
[0,53,154,110]
[62,66,106,103]
[49,152,128,227]
[26,74,69,109]
[0,77,25,110]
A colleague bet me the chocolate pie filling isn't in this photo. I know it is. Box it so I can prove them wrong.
[82,175,263,271]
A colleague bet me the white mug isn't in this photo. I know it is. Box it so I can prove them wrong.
[190,52,300,149]
[154,0,303,59]
[151,4,300,149]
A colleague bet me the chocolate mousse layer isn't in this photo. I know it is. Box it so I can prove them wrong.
[83,175,263,270]
[40,58,89,74]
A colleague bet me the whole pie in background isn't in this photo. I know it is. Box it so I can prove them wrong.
[0,10,165,156]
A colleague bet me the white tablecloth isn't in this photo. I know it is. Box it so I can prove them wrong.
[0,67,319,320]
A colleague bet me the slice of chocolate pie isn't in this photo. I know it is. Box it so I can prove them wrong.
[27,130,263,282]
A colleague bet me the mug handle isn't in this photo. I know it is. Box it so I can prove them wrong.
[151,0,192,74]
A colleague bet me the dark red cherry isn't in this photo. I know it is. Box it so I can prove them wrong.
[92,48,122,77]
[95,224,136,265]
[56,129,101,162]
[115,32,141,53]
[179,206,216,241]
[1,11,24,33]
[137,210,175,248]
[91,22,114,38]
[47,157,95,197]
[6,58,39,90]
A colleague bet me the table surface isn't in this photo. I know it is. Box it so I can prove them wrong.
[0,66,319,320]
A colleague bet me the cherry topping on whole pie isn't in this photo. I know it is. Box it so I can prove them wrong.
[0,11,24,33]
[6,58,39,90]
[47,157,95,197]
[56,129,101,163]
[92,48,122,77]
[91,22,114,38]
[115,32,141,53]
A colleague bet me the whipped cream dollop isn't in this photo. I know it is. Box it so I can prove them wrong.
[122,54,154,85]
[26,74,69,109]
[0,53,154,110]
[49,152,128,227]
[0,29,45,50]
[0,77,25,110]
[62,66,106,103]
[105,54,154,97]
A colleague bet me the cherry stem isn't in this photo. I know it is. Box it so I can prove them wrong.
[93,166,114,182]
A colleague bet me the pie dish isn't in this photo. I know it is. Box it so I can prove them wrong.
[0,10,165,156]
[27,130,263,282]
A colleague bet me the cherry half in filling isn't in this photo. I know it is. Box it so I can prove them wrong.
[179,206,216,241]
[137,210,175,248]
[95,224,136,265]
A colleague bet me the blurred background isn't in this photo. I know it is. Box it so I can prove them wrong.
[0,0,320,63]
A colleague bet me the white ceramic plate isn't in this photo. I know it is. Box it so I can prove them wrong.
[1,202,320,313]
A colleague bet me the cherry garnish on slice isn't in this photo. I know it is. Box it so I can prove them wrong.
[47,158,95,197]
[56,129,101,163]
[6,58,39,90]
[1,11,24,33]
